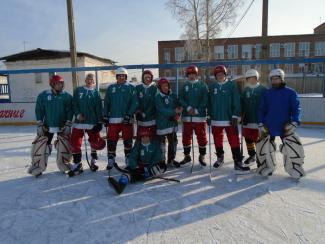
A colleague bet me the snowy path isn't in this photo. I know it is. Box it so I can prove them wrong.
[0,126,325,244]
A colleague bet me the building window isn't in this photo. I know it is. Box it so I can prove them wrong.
[284,43,295,57]
[163,49,171,63]
[315,41,325,56]
[270,43,280,57]
[313,63,324,73]
[284,64,294,74]
[298,63,308,73]
[164,69,172,77]
[228,65,237,76]
[298,42,310,57]
[35,73,42,83]
[175,47,185,62]
[227,45,238,59]
[214,45,224,59]
[242,65,251,75]
[254,44,262,59]
[242,44,252,59]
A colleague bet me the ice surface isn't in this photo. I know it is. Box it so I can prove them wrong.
[0,126,325,243]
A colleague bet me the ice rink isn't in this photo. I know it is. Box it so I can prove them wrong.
[1,125,325,244]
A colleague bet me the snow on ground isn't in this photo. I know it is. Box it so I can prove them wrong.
[1,126,325,244]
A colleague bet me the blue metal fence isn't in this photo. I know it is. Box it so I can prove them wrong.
[0,57,325,98]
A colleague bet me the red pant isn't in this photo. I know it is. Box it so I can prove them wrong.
[242,128,259,142]
[70,128,102,154]
[182,122,207,147]
[212,126,239,148]
[108,123,133,142]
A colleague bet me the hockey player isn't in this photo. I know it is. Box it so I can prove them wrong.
[155,77,183,167]
[103,67,139,170]
[257,68,305,179]
[208,65,250,173]
[179,65,209,166]
[241,69,267,167]
[135,70,158,138]
[70,73,106,175]
[27,75,73,177]
[108,129,165,194]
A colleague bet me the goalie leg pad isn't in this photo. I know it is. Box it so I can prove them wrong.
[54,134,72,172]
[256,135,277,176]
[28,136,51,176]
[280,133,306,179]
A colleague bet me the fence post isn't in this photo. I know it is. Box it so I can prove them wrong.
[323,78,325,98]
[95,70,99,91]
[176,63,179,97]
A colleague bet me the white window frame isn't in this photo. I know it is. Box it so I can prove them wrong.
[298,42,310,57]
[270,43,280,57]
[242,44,252,59]
[214,45,224,59]
[315,42,325,56]
[164,49,171,63]
[227,45,238,59]
[254,44,262,59]
[284,43,295,57]
[175,47,185,62]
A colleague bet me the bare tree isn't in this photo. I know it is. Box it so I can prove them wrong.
[166,0,242,80]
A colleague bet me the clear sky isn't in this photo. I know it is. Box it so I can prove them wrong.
[0,0,324,69]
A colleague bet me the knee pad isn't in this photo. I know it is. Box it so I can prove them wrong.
[28,136,50,176]
[256,135,277,176]
[280,133,305,179]
[54,134,72,172]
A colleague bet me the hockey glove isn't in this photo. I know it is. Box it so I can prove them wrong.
[231,117,238,127]
[206,117,211,126]
[102,117,110,127]
[123,115,131,125]
[91,122,103,133]
[36,121,47,136]
[258,123,269,138]
[284,122,297,136]
[61,121,72,136]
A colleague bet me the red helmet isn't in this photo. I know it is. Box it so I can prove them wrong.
[214,65,227,77]
[90,137,106,150]
[49,75,64,87]
[139,129,152,138]
[142,70,153,82]
[157,77,170,90]
[186,65,199,76]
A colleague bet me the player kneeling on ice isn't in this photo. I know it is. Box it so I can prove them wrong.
[108,129,166,194]
[27,75,73,177]
[69,73,106,176]
[257,68,305,179]
[241,69,267,167]
[155,77,183,168]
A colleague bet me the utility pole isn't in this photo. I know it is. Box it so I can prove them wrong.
[66,0,78,90]
[23,41,28,51]
[261,0,269,84]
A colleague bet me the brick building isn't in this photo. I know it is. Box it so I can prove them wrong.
[158,23,325,81]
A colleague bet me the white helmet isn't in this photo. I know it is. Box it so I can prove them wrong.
[245,69,259,80]
[269,68,285,82]
[115,67,128,77]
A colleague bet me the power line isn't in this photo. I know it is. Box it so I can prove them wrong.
[223,0,255,44]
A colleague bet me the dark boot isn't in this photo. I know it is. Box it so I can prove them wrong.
[180,154,191,165]
[199,155,207,166]
[243,154,256,167]
[198,146,207,166]
[213,154,224,168]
